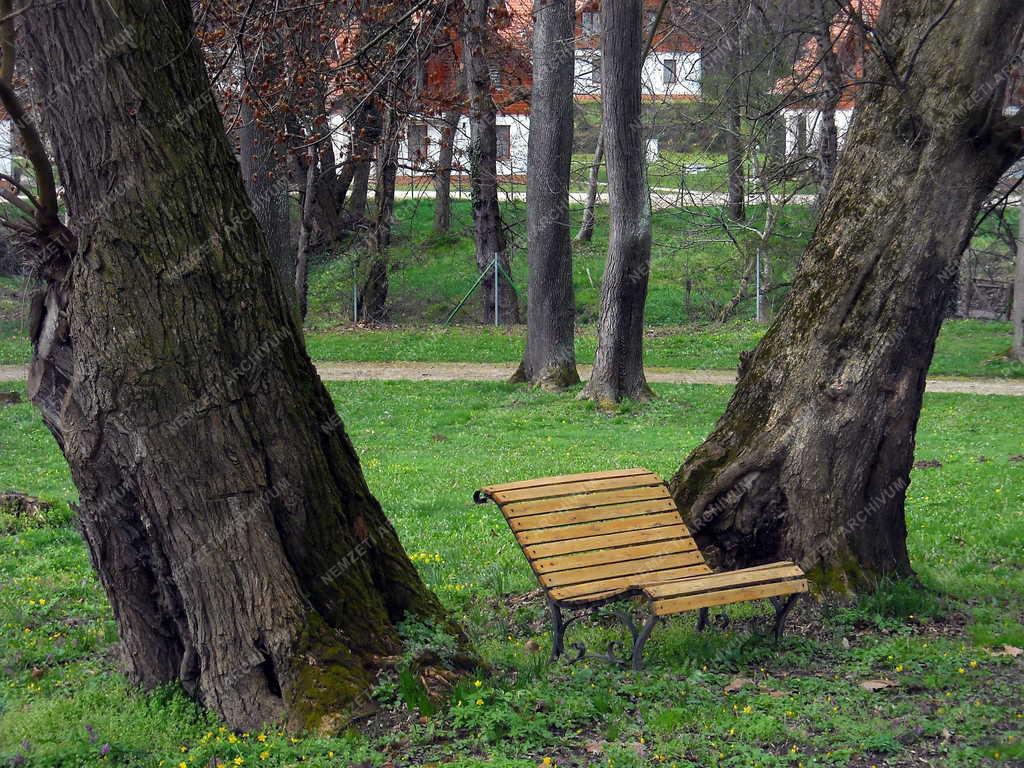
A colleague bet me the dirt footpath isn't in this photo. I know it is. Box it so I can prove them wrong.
[2,361,1022,395]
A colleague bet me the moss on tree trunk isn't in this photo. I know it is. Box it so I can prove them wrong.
[21,0,471,732]
[670,0,1024,590]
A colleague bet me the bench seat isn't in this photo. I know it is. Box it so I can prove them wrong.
[474,467,809,668]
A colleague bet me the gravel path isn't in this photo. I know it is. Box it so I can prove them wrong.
[3,361,1022,396]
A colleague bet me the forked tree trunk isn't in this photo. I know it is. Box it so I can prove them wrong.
[814,0,842,204]
[464,0,519,325]
[433,110,460,233]
[511,0,580,389]
[1013,193,1024,361]
[670,0,1024,589]
[20,0,469,731]
[575,128,604,244]
[580,0,652,406]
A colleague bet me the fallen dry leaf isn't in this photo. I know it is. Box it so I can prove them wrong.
[724,676,755,693]
[990,644,1022,657]
[859,678,895,692]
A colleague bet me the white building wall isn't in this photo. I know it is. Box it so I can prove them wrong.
[0,120,12,176]
[782,108,854,157]
[641,51,701,98]
[573,50,701,98]
[393,113,530,179]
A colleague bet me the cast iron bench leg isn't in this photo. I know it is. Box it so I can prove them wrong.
[631,614,659,671]
[548,599,565,661]
[771,594,801,642]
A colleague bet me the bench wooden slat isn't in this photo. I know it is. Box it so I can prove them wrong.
[539,551,707,588]
[517,512,683,547]
[652,579,808,616]
[508,499,680,532]
[643,562,803,598]
[523,524,689,559]
[550,564,711,602]
[532,539,701,573]
[504,485,672,517]
[480,467,652,495]
[491,473,663,503]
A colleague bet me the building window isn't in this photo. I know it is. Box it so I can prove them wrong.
[591,56,601,84]
[407,123,429,161]
[581,11,600,35]
[662,58,677,85]
[496,124,511,161]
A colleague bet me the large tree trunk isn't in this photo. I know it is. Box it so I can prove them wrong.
[814,0,842,204]
[464,0,519,325]
[1014,193,1024,361]
[511,0,580,389]
[574,128,604,244]
[20,0,469,732]
[433,109,460,233]
[580,0,652,405]
[669,0,1024,589]
[239,97,294,307]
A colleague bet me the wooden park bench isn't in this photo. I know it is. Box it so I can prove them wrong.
[474,467,808,669]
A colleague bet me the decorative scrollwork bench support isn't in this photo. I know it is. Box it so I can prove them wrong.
[547,596,661,670]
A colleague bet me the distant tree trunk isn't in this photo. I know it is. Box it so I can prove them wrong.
[239,98,294,306]
[511,0,580,389]
[814,0,842,204]
[724,0,746,222]
[464,0,519,324]
[359,107,399,323]
[669,0,1024,589]
[580,0,652,405]
[295,147,318,319]
[20,0,469,732]
[347,101,381,222]
[433,110,460,233]
[310,128,343,244]
[1014,193,1024,361]
[575,128,604,243]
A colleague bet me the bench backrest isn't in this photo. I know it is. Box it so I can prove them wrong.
[475,468,711,604]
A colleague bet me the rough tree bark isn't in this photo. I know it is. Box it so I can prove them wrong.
[575,128,604,244]
[1013,193,1024,361]
[19,0,470,732]
[813,0,842,204]
[670,0,1024,589]
[511,0,580,389]
[433,110,461,233]
[579,0,653,405]
[464,0,519,324]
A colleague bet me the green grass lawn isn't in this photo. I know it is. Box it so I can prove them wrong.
[1,380,1021,766]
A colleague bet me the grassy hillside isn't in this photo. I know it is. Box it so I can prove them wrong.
[306,199,813,328]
